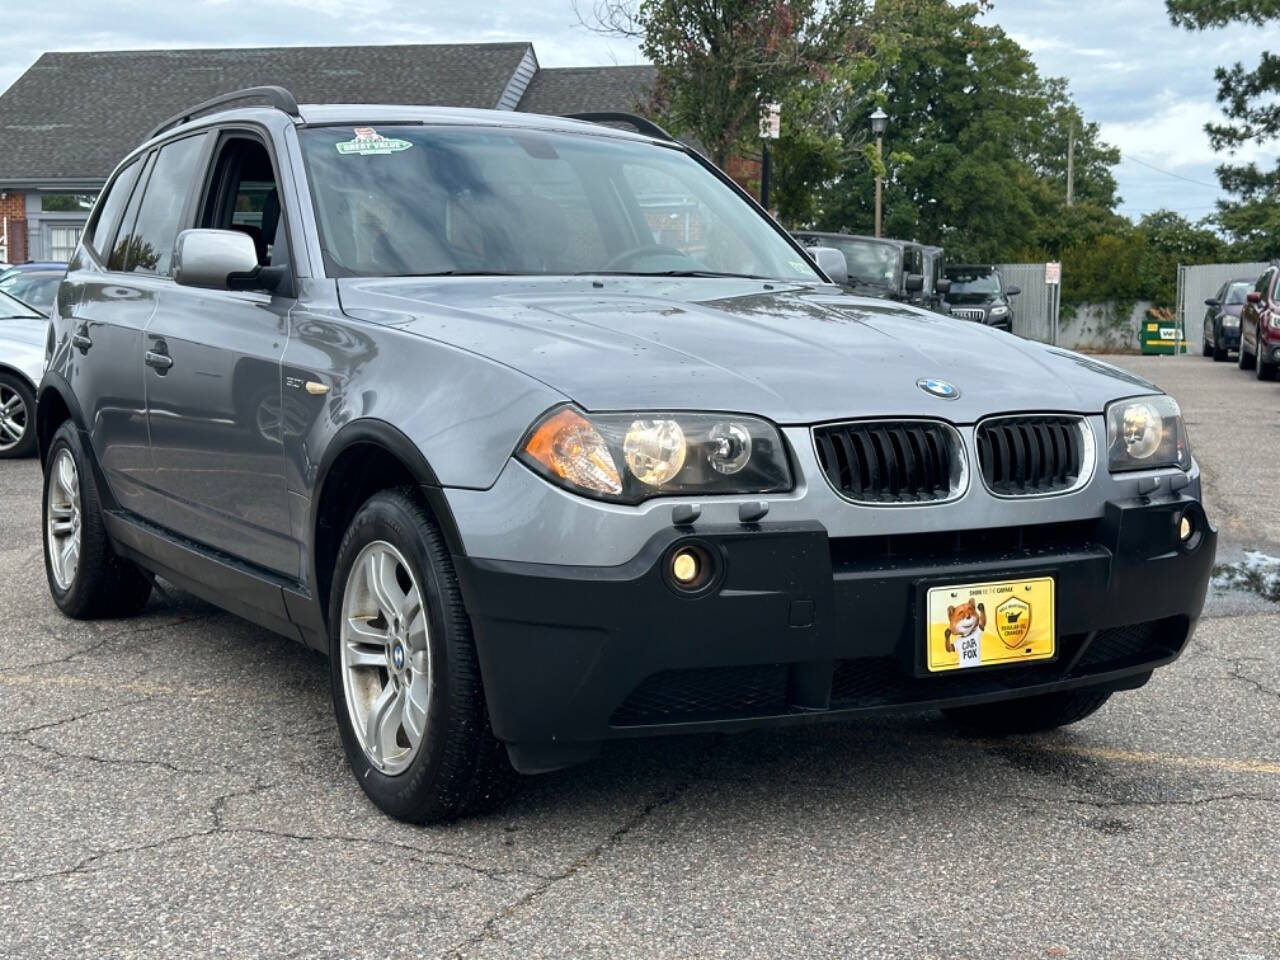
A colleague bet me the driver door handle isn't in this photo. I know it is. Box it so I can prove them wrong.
[71,330,92,352]
[144,350,173,372]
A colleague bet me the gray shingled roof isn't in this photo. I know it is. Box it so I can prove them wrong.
[517,65,656,117]
[0,43,533,182]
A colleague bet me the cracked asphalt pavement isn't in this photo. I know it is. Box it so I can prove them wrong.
[1,353,1277,958]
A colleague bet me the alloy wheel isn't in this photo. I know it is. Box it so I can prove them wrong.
[339,540,432,775]
[46,448,81,591]
[0,384,27,452]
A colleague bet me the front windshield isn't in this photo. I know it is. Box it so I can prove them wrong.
[299,125,820,282]
[1225,281,1251,305]
[0,289,41,318]
[945,270,1001,298]
[824,238,899,287]
[0,273,60,311]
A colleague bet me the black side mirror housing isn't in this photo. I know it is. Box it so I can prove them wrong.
[904,273,924,293]
[1204,297,1220,307]
[935,278,951,294]
[1006,285,1021,296]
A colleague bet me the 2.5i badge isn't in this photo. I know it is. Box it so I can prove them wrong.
[336,127,413,156]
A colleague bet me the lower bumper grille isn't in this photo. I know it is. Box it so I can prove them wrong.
[611,619,1184,726]
[611,664,788,725]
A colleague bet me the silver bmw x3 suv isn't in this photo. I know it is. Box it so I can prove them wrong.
[37,87,1215,822]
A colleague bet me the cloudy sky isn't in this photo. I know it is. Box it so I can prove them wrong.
[1,0,1272,223]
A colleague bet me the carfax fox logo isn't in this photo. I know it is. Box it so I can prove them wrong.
[995,595,1032,648]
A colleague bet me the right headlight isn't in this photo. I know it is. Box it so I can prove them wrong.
[988,305,1009,318]
[1105,395,1190,472]
[517,405,793,504]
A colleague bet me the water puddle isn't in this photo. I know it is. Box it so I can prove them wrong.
[1212,550,1280,603]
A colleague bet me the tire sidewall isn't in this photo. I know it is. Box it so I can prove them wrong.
[42,423,89,611]
[0,373,37,459]
[327,493,457,819]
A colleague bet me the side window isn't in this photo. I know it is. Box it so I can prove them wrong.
[83,159,141,259]
[1257,272,1270,296]
[109,152,154,272]
[200,135,290,269]
[120,133,209,276]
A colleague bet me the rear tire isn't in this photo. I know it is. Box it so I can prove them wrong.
[1239,335,1256,370]
[0,373,36,459]
[942,686,1112,734]
[328,487,513,823]
[42,422,153,618]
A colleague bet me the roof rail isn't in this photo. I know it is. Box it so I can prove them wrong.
[563,112,675,143]
[147,85,301,140]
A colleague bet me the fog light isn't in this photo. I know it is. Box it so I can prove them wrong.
[1179,514,1193,542]
[671,548,701,584]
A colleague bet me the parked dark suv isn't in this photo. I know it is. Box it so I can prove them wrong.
[38,88,1215,823]
[944,264,1020,331]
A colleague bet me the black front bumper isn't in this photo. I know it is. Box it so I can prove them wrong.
[455,496,1215,773]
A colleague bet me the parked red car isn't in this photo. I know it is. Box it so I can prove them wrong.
[1239,264,1280,380]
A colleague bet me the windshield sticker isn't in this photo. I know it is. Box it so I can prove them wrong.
[336,128,413,156]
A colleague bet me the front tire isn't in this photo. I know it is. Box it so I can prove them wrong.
[43,422,153,618]
[0,373,36,459]
[942,686,1112,734]
[328,487,512,823]
[1258,344,1277,381]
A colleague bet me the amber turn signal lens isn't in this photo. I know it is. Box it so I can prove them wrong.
[523,408,623,496]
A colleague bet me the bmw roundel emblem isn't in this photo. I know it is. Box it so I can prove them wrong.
[917,378,960,400]
[392,643,405,669]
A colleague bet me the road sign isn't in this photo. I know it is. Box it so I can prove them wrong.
[760,103,781,140]
[1045,261,1061,285]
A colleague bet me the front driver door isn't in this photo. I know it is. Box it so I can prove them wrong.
[143,130,296,576]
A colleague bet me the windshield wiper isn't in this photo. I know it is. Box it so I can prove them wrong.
[578,270,779,280]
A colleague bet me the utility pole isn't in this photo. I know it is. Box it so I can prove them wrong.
[1066,118,1076,208]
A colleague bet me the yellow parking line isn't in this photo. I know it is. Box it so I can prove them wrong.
[962,737,1280,776]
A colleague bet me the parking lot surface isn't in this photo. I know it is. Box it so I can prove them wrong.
[0,353,1276,959]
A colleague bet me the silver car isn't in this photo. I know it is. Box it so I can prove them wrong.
[0,289,47,458]
[38,87,1216,822]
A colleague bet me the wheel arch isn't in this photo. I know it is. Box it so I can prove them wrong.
[309,418,467,628]
[34,376,82,467]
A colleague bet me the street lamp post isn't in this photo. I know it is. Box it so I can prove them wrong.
[870,107,888,238]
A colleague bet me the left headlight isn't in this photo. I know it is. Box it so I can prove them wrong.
[989,305,1009,318]
[1105,395,1190,473]
[518,405,793,504]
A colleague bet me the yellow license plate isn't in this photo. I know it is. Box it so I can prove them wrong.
[925,576,1055,673]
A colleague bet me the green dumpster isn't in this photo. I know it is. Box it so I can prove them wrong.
[1140,319,1186,355]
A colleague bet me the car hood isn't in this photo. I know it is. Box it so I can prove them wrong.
[0,316,49,385]
[338,277,1158,423]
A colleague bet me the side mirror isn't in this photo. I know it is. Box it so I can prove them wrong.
[1248,291,1262,303]
[809,246,848,286]
[904,273,924,293]
[1204,297,1220,307]
[173,229,293,296]
[935,278,951,294]
[1006,285,1021,296]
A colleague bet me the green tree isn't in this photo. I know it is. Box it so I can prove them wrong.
[581,0,872,168]
[810,0,1118,262]
[1166,0,1280,258]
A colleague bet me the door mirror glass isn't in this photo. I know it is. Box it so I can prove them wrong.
[904,273,924,293]
[809,246,848,286]
[1006,284,1021,296]
[173,229,260,289]
[1204,297,1220,307]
